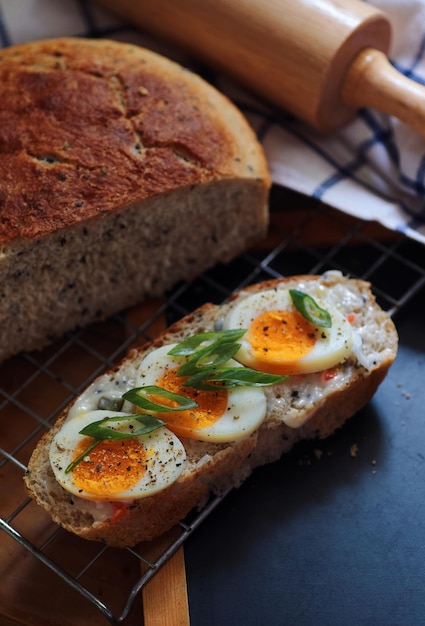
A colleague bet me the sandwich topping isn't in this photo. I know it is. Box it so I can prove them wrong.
[49,280,366,504]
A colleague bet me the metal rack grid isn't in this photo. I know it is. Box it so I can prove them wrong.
[1,193,425,625]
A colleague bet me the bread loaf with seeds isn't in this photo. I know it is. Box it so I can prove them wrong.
[0,37,269,363]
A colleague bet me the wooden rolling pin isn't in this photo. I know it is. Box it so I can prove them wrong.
[95,0,425,135]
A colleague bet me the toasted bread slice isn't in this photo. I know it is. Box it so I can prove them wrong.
[24,272,398,547]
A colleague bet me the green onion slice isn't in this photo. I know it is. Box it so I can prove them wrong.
[169,329,247,377]
[176,341,242,376]
[123,385,198,412]
[65,438,100,475]
[65,413,166,474]
[79,413,166,440]
[168,329,246,357]
[289,289,332,328]
[183,367,287,391]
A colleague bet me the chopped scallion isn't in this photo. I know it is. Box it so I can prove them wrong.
[289,289,332,328]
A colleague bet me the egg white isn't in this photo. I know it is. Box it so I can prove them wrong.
[136,344,267,443]
[49,410,186,501]
[222,288,355,375]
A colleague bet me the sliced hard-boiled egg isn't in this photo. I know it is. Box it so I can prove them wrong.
[222,288,355,375]
[49,410,186,501]
[135,344,267,443]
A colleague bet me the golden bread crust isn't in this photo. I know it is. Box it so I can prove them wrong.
[0,37,269,243]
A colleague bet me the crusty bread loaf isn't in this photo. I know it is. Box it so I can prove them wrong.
[24,272,398,547]
[0,37,269,363]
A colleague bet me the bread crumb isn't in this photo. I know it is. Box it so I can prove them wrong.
[398,382,411,399]
[297,454,313,467]
[138,86,149,95]
[350,443,358,458]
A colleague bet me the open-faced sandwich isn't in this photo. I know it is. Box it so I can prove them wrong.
[24,272,398,547]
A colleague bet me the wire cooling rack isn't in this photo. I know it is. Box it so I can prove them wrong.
[1,189,425,625]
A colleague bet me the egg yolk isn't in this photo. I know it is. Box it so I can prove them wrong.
[246,309,316,374]
[156,367,229,439]
[71,437,148,497]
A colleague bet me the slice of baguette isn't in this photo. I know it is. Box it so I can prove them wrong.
[24,272,398,547]
[0,37,269,363]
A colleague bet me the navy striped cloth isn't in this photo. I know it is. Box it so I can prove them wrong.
[1,0,425,244]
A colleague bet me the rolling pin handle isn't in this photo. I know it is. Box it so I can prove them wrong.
[342,48,425,137]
